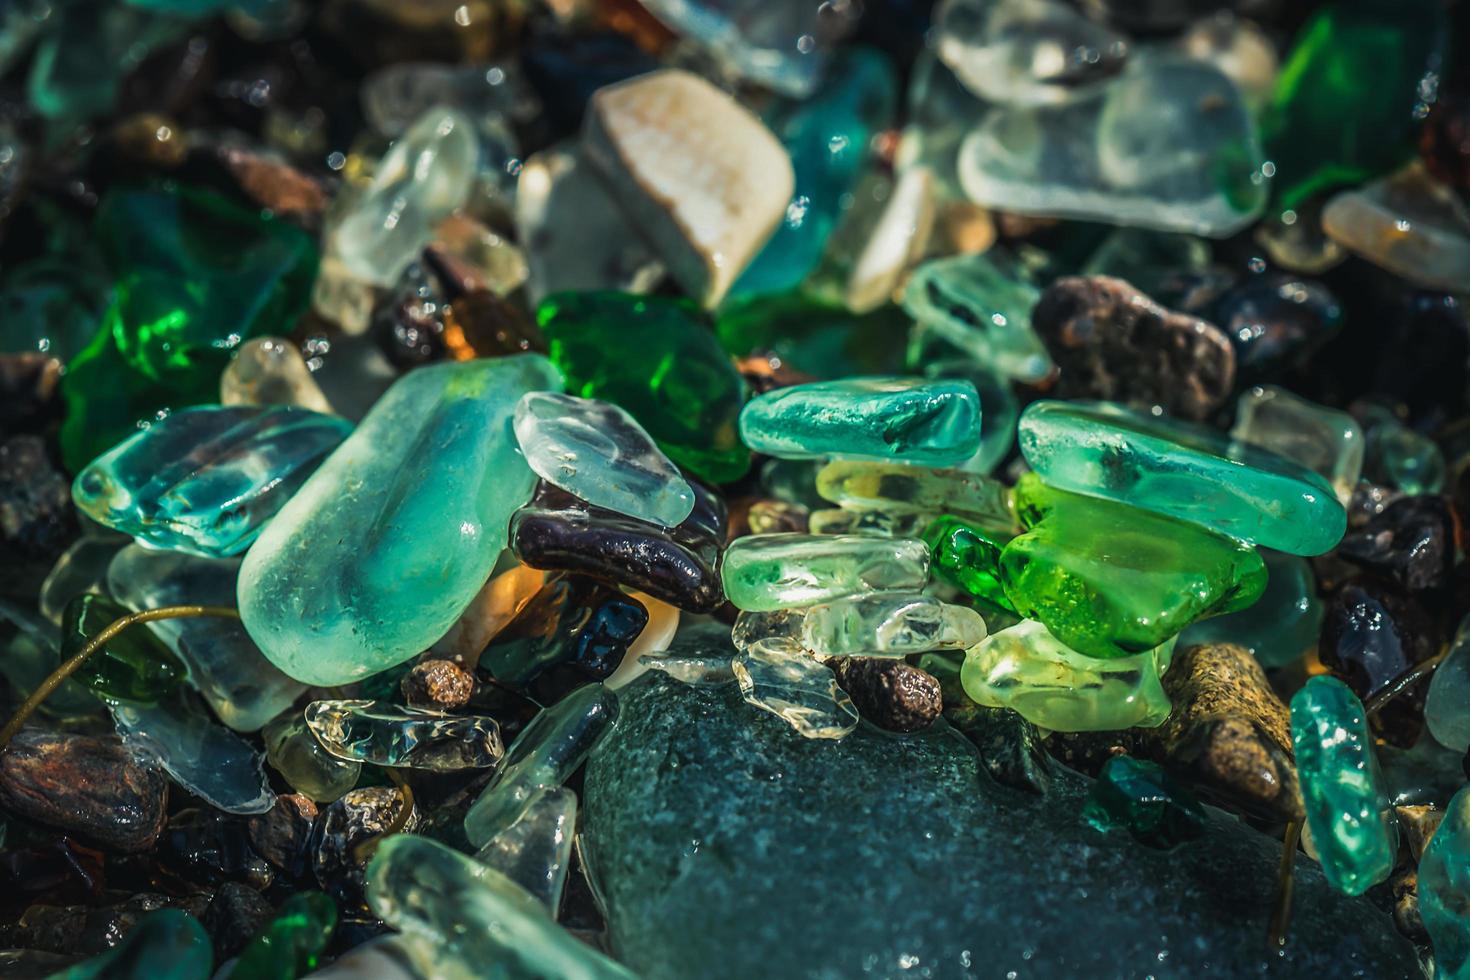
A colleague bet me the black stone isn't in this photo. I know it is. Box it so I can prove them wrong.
[247,793,318,880]
[942,694,1054,796]
[1338,495,1455,593]
[0,435,78,596]
[157,809,273,891]
[312,787,416,910]
[1209,272,1342,379]
[825,657,942,733]
[201,882,276,961]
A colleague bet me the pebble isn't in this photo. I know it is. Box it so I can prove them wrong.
[247,793,318,879]
[312,787,419,908]
[0,435,76,596]
[1337,495,1455,594]
[400,659,475,711]
[825,656,943,733]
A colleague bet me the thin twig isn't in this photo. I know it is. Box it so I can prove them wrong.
[0,605,241,752]
[1268,819,1303,950]
[354,767,414,864]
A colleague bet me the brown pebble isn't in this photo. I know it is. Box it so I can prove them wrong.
[734,352,816,395]
[218,145,328,218]
[0,731,168,853]
[826,657,942,733]
[0,435,78,594]
[1396,804,1445,863]
[1031,275,1236,421]
[0,353,62,436]
[1391,866,1428,943]
[248,793,319,877]
[401,659,475,710]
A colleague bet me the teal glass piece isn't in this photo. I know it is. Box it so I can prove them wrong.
[1290,676,1398,896]
[27,4,186,121]
[473,786,577,912]
[908,328,1020,475]
[731,49,897,298]
[464,683,618,848]
[1425,615,1470,752]
[0,259,107,361]
[738,377,982,466]
[48,908,211,980]
[108,544,305,732]
[239,356,562,687]
[900,251,1052,383]
[366,834,637,980]
[1179,549,1322,669]
[721,533,931,612]
[716,290,910,380]
[1363,406,1446,495]
[74,405,353,559]
[229,891,338,980]
[111,694,274,814]
[513,392,695,528]
[61,593,184,704]
[1420,784,1470,979]
[538,291,750,484]
[1083,755,1207,849]
[1018,400,1346,555]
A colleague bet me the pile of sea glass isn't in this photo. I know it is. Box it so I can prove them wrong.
[0,0,1466,976]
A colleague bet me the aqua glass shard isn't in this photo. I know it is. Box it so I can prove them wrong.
[110,695,274,815]
[1420,784,1470,979]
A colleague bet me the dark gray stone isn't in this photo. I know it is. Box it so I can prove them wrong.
[583,672,1420,979]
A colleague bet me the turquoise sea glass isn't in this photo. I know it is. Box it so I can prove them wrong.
[74,405,352,558]
[1421,784,1470,979]
[48,908,211,980]
[1018,400,1346,555]
[901,252,1052,383]
[238,356,562,687]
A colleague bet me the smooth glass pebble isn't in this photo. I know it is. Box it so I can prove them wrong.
[1175,12,1278,109]
[1178,548,1322,670]
[583,70,794,307]
[1290,676,1398,896]
[923,515,1013,612]
[1426,616,1470,752]
[330,107,478,286]
[109,545,306,732]
[60,594,183,704]
[1003,473,1267,660]
[734,593,985,658]
[228,891,337,980]
[111,695,274,815]
[263,711,362,804]
[914,353,1019,475]
[961,619,1174,731]
[74,405,352,559]
[220,336,334,414]
[464,683,618,848]
[897,48,990,197]
[936,0,1128,106]
[1363,408,1446,496]
[361,61,536,139]
[1083,755,1206,849]
[1322,163,1470,292]
[538,291,750,484]
[732,646,860,740]
[473,786,576,913]
[366,835,636,980]
[816,460,1016,531]
[1231,385,1363,504]
[900,252,1052,383]
[1018,400,1346,555]
[739,377,982,466]
[837,166,938,314]
[958,53,1266,236]
[514,391,694,528]
[305,700,504,771]
[238,355,561,687]
[634,0,839,97]
[807,508,936,538]
[47,908,211,980]
[26,5,184,122]
[721,533,931,613]
[1420,784,1470,979]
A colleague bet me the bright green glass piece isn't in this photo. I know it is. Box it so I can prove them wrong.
[738,377,982,466]
[816,460,1016,531]
[732,592,985,658]
[1002,473,1267,660]
[1083,755,1207,850]
[60,186,318,470]
[1179,549,1322,670]
[715,290,910,380]
[538,291,749,484]
[1420,784,1470,979]
[961,619,1173,732]
[229,891,337,980]
[923,515,1013,613]
[366,835,636,980]
[61,594,183,704]
[1259,0,1450,215]
[238,356,562,687]
[900,251,1052,383]
[721,533,930,612]
[1018,400,1346,555]
[1289,676,1398,896]
[49,908,211,980]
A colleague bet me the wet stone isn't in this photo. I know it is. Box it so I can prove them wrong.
[825,656,942,733]
[158,808,274,892]
[1030,275,1235,421]
[247,793,318,879]
[1083,755,1207,850]
[400,659,475,711]
[1337,495,1455,594]
[0,730,167,853]
[313,787,419,909]
[942,695,1053,795]
[201,882,276,961]
[0,435,76,596]
[509,481,726,615]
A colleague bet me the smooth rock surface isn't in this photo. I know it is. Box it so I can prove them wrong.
[583,671,1419,979]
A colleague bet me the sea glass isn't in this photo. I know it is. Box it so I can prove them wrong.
[238,355,561,687]
[733,645,860,740]
[263,711,362,804]
[73,405,352,558]
[1231,385,1363,504]
[305,700,504,771]
[923,514,1013,611]
[1425,615,1470,752]
[1321,163,1470,293]
[228,891,337,980]
[60,594,183,704]
[815,460,1016,530]
[808,508,935,538]
[1083,755,1206,849]
[110,695,274,815]
[474,787,576,913]
[1178,549,1321,670]
[1420,784,1470,979]
[46,909,211,980]
[733,592,985,658]
[220,336,334,414]
[721,533,931,612]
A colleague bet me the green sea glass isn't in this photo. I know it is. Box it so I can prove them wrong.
[61,594,183,704]
[1002,474,1267,660]
[229,891,337,980]
[816,460,1015,530]
[1083,755,1207,849]
[923,515,1013,612]
[238,356,562,687]
[1178,548,1321,669]
[1420,784,1470,979]
[48,908,211,980]
[721,533,931,612]
[961,619,1173,732]
[538,291,750,484]
[367,835,636,980]
[733,592,985,658]
[263,711,361,804]
[1017,400,1346,555]
[1290,676,1398,896]
[738,377,982,466]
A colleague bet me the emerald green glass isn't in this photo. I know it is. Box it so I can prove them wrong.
[229,891,337,980]
[61,594,184,703]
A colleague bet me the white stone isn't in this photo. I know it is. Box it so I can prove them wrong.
[846,166,937,314]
